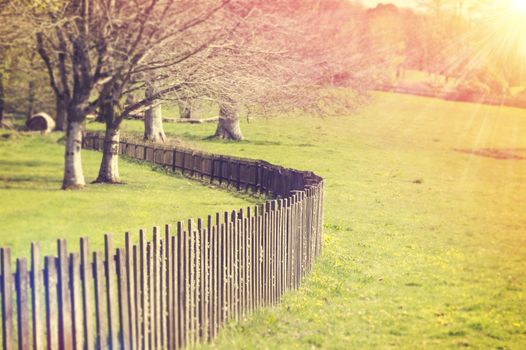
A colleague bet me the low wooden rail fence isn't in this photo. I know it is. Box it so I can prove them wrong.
[0,133,324,349]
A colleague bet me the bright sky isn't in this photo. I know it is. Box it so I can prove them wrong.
[359,0,418,8]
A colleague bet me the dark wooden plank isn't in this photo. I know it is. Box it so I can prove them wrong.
[57,239,73,350]
[236,162,241,190]
[16,258,30,350]
[196,219,203,342]
[220,223,227,323]
[224,220,231,322]
[104,235,118,350]
[164,226,173,350]
[202,227,209,342]
[228,220,235,321]
[285,198,292,291]
[31,243,44,350]
[249,215,255,312]
[160,230,166,349]
[273,201,279,305]
[187,221,196,346]
[233,216,240,321]
[177,221,185,348]
[280,199,286,298]
[80,238,94,350]
[255,211,262,310]
[211,224,218,337]
[242,216,249,316]
[289,197,295,291]
[269,204,275,306]
[147,241,154,349]
[262,211,269,306]
[125,234,137,350]
[153,227,161,348]
[306,189,313,273]
[300,191,306,282]
[132,245,140,350]
[296,193,302,289]
[70,253,82,350]
[269,204,275,305]
[184,224,191,346]
[172,229,180,348]
[44,256,58,350]
[116,249,131,350]
[139,230,149,350]
[205,215,213,339]
[92,252,106,350]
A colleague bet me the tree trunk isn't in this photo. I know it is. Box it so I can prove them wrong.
[215,104,243,140]
[94,125,121,183]
[55,97,67,131]
[27,80,35,120]
[144,86,166,142]
[178,99,193,119]
[62,120,85,190]
[0,72,4,128]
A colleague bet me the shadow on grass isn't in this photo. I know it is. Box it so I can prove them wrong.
[0,159,55,168]
[454,148,526,160]
[0,174,60,190]
[184,132,283,146]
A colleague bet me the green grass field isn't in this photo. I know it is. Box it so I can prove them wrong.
[2,91,525,348]
[0,133,260,258]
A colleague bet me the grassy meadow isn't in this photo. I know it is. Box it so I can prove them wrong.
[1,91,525,348]
[0,133,260,258]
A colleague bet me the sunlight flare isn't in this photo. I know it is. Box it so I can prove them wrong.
[510,0,526,15]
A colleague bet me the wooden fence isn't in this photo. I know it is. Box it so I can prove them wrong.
[0,133,324,349]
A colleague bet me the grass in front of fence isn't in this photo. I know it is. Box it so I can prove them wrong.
[0,132,261,259]
[96,92,525,349]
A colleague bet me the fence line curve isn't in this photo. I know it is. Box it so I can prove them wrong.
[0,132,324,349]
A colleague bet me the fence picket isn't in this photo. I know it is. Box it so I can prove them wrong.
[80,238,94,350]
[153,228,161,348]
[165,226,173,350]
[44,256,58,350]
[57,239,73,350]
[104,235,118,350]
[31,243,44,350]
[70,253,82,350]
[16,258,30,350]
[116,248,131,350]
[139,230,149,350]
[125,234,137,350]
[93,252,106,350]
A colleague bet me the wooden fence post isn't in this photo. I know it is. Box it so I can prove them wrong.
[31,243,44,350]
[16,258,30,350]
[92,252,106,350]
[80,238,94,350]
[70,253,82,350]
[104,235,118,350]
[57,239,73,350]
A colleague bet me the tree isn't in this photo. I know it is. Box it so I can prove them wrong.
[164,0,375,140]
[143,84,166,143]
[0,1,42,127]
[31,0,233,188]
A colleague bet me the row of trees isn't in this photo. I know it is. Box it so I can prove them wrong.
[365,0,526,93]
[0,0,378,190]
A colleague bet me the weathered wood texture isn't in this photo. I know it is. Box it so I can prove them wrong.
[0,134,324,349]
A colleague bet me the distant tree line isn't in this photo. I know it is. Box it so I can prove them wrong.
[0,0,379,189]
[2,0,520,190]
